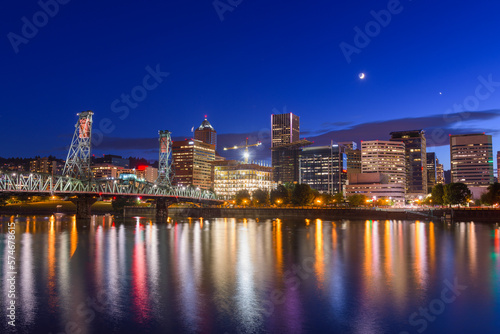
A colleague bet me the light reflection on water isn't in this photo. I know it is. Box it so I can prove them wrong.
[0,215,500,333]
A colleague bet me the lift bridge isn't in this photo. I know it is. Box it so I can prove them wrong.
[0,111,221,221]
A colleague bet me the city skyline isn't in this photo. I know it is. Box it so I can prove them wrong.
[2,0,500,172]
[2,111,498,173]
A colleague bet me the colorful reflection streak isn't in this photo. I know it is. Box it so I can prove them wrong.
[0,216,498,334]
[132,219,150,323]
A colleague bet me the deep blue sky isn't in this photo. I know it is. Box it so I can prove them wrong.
[1,0,500,170]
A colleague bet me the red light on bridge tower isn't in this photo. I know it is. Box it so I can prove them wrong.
[63,110,94,179]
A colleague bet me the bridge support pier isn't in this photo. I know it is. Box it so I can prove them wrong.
[70,196,98,222]
[156,198,173,222]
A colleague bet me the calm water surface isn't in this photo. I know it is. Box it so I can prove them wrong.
[1,215,500,333]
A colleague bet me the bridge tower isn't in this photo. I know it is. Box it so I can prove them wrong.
[156,130,174,221]
[63,111,94,179]
[156,130,173,187]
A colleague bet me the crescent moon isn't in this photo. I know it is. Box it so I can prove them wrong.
[359,73,365,79]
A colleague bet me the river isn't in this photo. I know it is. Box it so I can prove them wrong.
[1,215,499,333]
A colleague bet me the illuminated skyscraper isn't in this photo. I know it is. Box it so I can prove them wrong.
[299,144,347,194]
[271,112,305,183]
[426,152,437,193]
[172,139,215,189]
[194,116,217,150]
[271,112,299,148]
[450,133,493,186]
[390,130,427,197]
[436,160,445,184]
[361,140,406,186]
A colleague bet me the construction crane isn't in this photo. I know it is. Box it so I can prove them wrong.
[223,138,262,163]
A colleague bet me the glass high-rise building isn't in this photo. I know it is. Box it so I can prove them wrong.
[271,112,300,148]
[271,112,305,183]
[426,152,437,193]
[436,159,445,184]
[390,130,427,197]
[450,133,494,186]
[299,145,347,194]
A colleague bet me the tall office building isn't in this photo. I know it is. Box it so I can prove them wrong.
[436,160,445,184]
[450,133,494,186]
[497,151,500,181]
[194,117,217,150]
[390,130,427,197]
[271,113,300,148]
[299,144,347,194]
[339,141,361,176]
[361,140,406,186]
[172,139,216,190]
[271,112,307,183]
[426,152,437,193]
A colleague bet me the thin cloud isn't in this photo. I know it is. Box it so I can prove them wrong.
[311,110,500,147]
[320,121,353,128]
[51,110,500,159]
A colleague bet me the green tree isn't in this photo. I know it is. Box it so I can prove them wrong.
[235,189,251,205]
[444,183,472,206]
[270,184,290,205]
[317,192,333,206]
[480,183,500,206]
[431,184,445,205]
[375,197,391,206]
[422,196,433,205]
[252,189,269,206]
[333,192,344,206]
[347,194,368,207]
[291,184,314,206]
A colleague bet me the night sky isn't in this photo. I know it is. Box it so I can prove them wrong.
[1,0,500,170]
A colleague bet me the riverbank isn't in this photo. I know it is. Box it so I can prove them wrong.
[128,206,500,222]
[0,200,113,215]
[2,202,499,222]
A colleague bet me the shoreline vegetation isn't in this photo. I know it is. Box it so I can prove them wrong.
[1,201,499,222]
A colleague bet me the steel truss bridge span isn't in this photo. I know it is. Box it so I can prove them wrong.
[0,172,217,200]
[0,172,220,222]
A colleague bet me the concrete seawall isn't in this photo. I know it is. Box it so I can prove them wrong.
[123,206,500,222]
[2,204,497,222]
